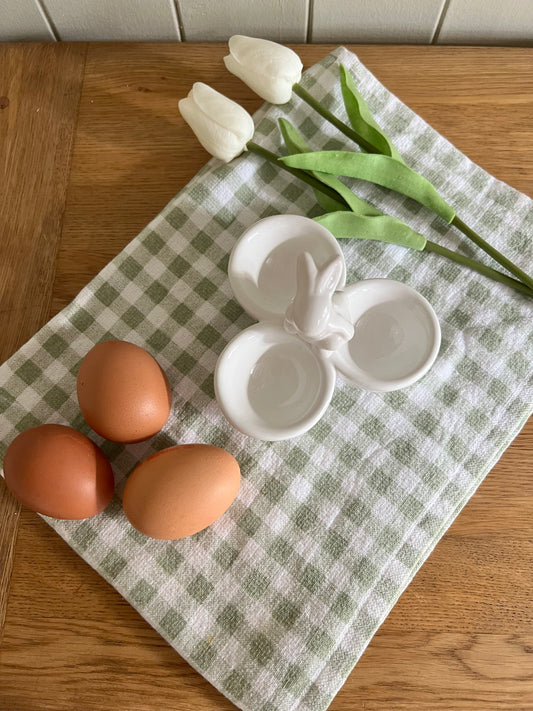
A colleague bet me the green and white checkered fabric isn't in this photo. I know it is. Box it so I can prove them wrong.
[1,48,532,711]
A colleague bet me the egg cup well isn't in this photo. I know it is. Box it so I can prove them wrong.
[215,214,441,441]
[228,214,346,323]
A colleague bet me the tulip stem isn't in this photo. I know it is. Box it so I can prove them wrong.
[425,241,533,298]
[247,140,532,298]
[292,83,378,154]
[247,141,350,208]
[451,214,533,292]
[293,82,533,292]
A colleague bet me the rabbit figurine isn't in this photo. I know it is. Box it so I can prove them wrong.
[284,251,354,352]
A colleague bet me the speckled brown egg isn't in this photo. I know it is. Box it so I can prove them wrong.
[77,340,172,443]
[3,424,115,519]
[122,444,241,539]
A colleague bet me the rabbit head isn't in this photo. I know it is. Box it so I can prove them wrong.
[284,252,354,351]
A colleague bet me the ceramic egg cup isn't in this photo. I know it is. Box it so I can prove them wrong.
[215,215,441,441]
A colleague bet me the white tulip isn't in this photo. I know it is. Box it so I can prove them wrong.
[224,35,303,105]
[178,82,255,163]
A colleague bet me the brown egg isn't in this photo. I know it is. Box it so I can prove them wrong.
[3,424,115,519]
[77,340,172,443]
[123,444,241,539]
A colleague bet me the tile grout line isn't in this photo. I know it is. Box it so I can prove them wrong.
[306,0,314,44]
[34,0,60,41]
[431,0,452,44]
[172,0,186,42]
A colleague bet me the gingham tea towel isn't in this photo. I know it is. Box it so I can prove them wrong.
[1,48,532,711]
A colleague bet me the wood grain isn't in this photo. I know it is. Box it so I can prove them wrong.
[0,44,532,711]
[0,483,20,643]
[0,42,86,642]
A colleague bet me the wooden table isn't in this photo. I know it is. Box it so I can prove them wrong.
[1,43,532,710]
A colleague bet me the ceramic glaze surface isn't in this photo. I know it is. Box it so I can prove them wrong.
[351,302,432,377]
[229,214,345,323]
[248,342,321,426]
[283,252,354,351]
[215,215,441,440]
[331,279,441,391]
[215,323,336,440]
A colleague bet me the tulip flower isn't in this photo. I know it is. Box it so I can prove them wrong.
[176,58,533,298]
[224,35,303,105]
[221,36,533,292]
[178,82,255,163]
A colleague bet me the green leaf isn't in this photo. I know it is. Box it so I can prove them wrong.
[315,211,427,251]
[315,188,347,213]
[279,118,346,212]
[311,170,383,217]
[278,117,312,155]
[280,151,456,224]
[279,117,347,212]
[340,64,403,163]
[278,118,381,216]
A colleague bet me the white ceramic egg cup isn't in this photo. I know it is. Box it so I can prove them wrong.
[215,215,440,441]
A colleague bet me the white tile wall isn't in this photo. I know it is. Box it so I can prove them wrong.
[178,0,309,42]
[310,0,446,43]
[1,0,533,45]
[437,0,533,45]
[0,0,55,41]
[39,0,180,41]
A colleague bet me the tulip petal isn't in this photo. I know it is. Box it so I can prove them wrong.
[228,35,302,82]
[178,82,254,163]
[224,35,303,104]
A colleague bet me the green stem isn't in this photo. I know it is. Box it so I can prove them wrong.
[425,241,533,298]
[293,82,533,291]
[452,215,533,292]
[248,139,532,299]
[247,141,349,208]
[292,83,378,154]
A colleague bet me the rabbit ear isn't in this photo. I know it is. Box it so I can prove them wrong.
[316,256,343,295]
[296,252,318,293]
